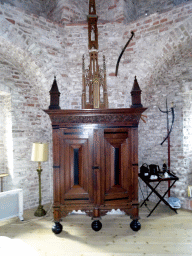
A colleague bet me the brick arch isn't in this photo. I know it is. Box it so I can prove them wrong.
[0,36,50,96]
[0,37,53,208]
[135,14,192,91]
[137,16,192,208]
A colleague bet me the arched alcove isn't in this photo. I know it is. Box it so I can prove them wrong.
[0,48,53,209]
[138,38,192,206]
[0,90,13,191]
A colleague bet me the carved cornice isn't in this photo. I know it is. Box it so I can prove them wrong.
[44,108,147,126]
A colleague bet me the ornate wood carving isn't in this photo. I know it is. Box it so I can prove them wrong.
[45,106,146,231]
[45,108,146,126]
[82,0,108,109]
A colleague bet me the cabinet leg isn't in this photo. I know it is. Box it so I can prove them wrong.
[91,208,102,231]
[52,221,63,234]
[130,219,141,231]
[91,220,102,232]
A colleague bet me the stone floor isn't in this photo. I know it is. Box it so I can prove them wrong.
[0,201,192,256]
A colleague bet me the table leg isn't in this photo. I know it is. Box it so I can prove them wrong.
[140,181,161,207]
[147,180,177,217]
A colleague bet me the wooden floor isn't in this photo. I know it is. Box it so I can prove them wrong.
[0,201,192,256]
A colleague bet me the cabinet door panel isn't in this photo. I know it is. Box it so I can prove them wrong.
[60,128,93,203]
[104,128,131,201]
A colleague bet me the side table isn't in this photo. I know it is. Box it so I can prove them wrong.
[139,172,179,217]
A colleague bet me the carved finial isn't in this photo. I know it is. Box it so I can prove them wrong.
[132,76,141,91]
[49,76,61,110]
[131,76,143,108]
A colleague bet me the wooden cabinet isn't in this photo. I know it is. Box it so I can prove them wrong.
[45,108,146,233]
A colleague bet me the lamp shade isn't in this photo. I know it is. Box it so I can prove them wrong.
[31,143,48,162]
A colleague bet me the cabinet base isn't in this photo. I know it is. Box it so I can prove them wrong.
[52,222,63,234]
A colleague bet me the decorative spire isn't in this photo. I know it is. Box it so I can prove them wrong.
[131,76,143,108]
[49,76,60,110]
[89,0,96,14]
[82,0,108,109]
[87,0,98,50]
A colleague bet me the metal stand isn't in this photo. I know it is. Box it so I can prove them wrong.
[139,173,179,217]
[159,99,175,197]
[34,168,46,217]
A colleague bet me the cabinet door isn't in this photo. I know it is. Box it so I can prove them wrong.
[103,128,132,203]
[59,127,94,204]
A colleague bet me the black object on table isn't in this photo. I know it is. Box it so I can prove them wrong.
[139,172,179,217]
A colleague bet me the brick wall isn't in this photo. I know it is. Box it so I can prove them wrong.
[0,1,192,210]
[3,0,191,24]
[0,95,5,175]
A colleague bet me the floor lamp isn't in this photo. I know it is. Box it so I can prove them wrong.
[31,142,48,217]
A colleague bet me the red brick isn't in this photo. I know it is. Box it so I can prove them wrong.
[126,48,134,51]
[108,5,117,10]
[132,29,137,33]
[144,19,152,24]
[6,18,15,24]
[12,75,19,79]
[123,60,131,64]
[153,21,159,25]
[116,17,124,23]
[160,18,168,23]
[129,42,136,47]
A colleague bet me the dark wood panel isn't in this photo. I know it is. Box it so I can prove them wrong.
[60,130,93,204]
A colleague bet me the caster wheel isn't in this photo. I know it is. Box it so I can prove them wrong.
[91,220,102,232]
[52,222,63,234]
[130,219,141,231]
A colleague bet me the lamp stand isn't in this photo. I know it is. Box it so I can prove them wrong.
[34,163,46,217]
